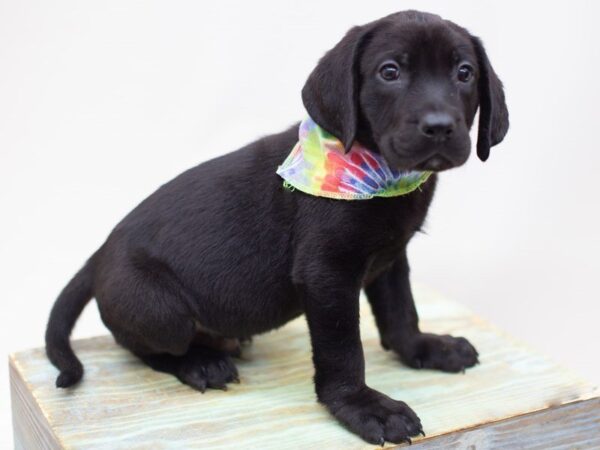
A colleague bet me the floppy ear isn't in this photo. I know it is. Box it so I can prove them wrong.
[471,36,509,161]
[301,25,372,151]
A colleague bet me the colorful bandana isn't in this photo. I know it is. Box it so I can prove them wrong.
[276,117,432,200]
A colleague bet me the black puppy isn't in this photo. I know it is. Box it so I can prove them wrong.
[46,10,508,445]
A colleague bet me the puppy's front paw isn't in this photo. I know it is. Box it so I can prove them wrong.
[323,386,423,445]
[398,333,478,373]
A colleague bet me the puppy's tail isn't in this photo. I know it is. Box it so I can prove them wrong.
[45,255,96,388]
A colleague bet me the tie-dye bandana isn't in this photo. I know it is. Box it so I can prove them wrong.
[276,117,432,200]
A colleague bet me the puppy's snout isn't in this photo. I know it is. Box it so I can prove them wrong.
[418,112,456,142]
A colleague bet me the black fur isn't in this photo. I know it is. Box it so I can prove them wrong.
[45,10,508,445]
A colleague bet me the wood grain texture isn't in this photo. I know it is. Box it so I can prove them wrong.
[10,363,61,450]
[410,397,600,450]
[9,286,600,449]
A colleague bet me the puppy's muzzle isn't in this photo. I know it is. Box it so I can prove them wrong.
[414,154,455,171]
[418,112,456,143]
[411,111,469,171]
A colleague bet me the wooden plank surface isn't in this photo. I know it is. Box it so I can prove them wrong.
[9,286,599,449]
[410,397,600,449]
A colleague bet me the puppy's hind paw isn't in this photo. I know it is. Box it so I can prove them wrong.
[177,347,239,392]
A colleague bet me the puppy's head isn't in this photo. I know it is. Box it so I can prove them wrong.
[302,10,509,171]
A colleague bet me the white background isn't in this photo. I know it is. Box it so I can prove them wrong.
[1,0,599,446]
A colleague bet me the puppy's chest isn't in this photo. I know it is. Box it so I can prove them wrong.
[371,198,429,244]
[363,220,412,275]
[361,191,435,282]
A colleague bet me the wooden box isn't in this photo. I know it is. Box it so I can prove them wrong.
[9,288,600,449]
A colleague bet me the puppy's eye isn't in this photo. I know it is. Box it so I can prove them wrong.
[457,64,474,83]
[379,62,400,81]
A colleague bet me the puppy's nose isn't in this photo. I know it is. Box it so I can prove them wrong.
[419,112,456,141]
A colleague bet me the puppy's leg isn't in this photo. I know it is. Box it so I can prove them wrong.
[97,258,239,392]
[365,251,478,372]
[139,345,239,392]
[298,259,423,445]
[113,318,240,392]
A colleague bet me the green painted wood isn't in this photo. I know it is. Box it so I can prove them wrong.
[9,287,600,449]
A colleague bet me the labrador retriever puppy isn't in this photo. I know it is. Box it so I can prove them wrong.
[46,10,508,445]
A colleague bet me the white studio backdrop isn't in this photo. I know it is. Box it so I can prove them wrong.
[1,0,599,446]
